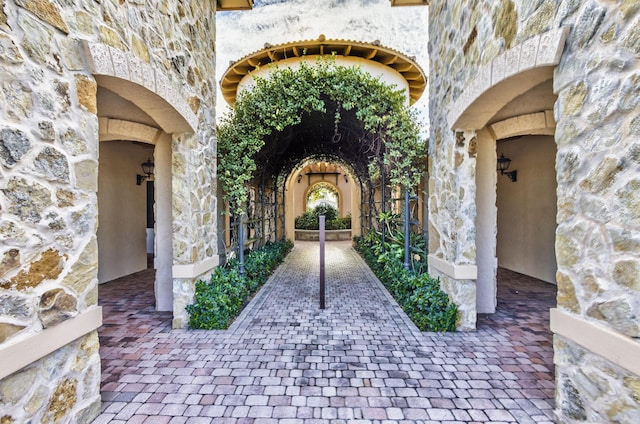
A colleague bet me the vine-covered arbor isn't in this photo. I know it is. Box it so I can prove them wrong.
[218,42,427,256]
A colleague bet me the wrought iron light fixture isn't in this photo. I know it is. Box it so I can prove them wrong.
[136,158,154,185]
[497,153,517,182]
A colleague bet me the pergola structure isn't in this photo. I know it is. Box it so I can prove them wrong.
[221,36,426,105]
[219,37,427,253]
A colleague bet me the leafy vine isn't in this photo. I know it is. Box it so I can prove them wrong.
[218,57,426,215]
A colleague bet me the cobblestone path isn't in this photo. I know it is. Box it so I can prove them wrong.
[95,241,555,423]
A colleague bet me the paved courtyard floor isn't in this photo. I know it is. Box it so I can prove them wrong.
[94,241,556,424]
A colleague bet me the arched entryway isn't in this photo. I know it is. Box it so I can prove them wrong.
[287,159,360,242]
[86,41,196,314]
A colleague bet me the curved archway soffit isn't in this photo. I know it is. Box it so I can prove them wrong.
[221,36,426,105]
[82,41,197,134]
[489,110,556,140]
[99,118,163,144]
[283,153,364,187]
[449,27,569,131]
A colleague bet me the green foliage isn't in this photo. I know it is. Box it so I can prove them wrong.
[218,58,427,215]
[294,205,351,230]
[370,211,428,274]
[355,234,458,332]
[186,239,293,329]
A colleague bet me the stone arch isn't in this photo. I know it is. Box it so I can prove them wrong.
[82,41,197,134]
[98,118,163,144]
[488,110,555,140]
[448,27,569,132]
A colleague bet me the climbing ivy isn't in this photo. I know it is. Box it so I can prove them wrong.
[218,58,426,215]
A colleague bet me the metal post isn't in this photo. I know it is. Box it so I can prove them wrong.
[319,215,326,309]
[238,213,245,275]
[403,189,410,271]
[273,180,278,242]
[381,164,386,252]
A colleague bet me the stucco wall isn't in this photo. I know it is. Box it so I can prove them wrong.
[497,135,557,284]
[97,140,149,283]
[429,0,640,421]
[0,0,218,421]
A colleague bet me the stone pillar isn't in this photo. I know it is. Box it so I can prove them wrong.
[474,128,497,314]
[171,132,219,328]
[427,130,479,331]
[0,2,102,420]
[1,0,219,420]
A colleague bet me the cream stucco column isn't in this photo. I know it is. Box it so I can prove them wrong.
[475,128,497,313]
[154,133,173,311]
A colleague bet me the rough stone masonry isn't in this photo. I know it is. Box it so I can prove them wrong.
[0,0,219,422]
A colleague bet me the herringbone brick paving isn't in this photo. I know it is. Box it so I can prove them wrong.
[94,241,556,423]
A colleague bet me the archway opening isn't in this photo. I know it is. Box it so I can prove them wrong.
[306,182,339,211]
[474,77,559,316]
[96,82,174,315]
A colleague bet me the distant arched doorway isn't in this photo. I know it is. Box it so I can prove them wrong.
[306,182,339,212]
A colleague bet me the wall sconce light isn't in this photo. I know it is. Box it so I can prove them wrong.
[136,158,154,185]
[497,153,517,182]
[297,174,303,183]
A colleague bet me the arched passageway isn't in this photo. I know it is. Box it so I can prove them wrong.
[87,42,198,318]
[218,49,428,258]
[475,78,558,315]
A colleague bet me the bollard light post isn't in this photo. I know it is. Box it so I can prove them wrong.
[319,215,326,309]
[404,189,410,271]
[238,213,245,275]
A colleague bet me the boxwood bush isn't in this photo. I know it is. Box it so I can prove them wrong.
[186,239,293,329]
[355,235,458,332]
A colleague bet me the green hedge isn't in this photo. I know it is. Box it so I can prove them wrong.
[186,239,294,329]
[355,236,458,332]
[295,205,351,230]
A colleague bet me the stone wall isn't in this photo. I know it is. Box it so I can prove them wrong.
[428,0,640,421]
[0,0,219,421]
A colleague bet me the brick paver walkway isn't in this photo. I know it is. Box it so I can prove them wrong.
[94,241,556,423]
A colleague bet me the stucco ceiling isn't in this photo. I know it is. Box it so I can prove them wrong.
[97,87,159,129]
[489,79,556,125]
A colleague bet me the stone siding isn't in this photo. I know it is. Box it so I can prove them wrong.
[429,0,639,421]
[0,0,219,421]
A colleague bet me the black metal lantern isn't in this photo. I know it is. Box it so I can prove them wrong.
[497,153,517,182]
[136,158,155,185]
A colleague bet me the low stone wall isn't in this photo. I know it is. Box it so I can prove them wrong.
[295,229,352,241]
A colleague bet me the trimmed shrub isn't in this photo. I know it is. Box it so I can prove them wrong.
[295,205,351,230]
[355,235,458,332]
[186,239,293,329]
